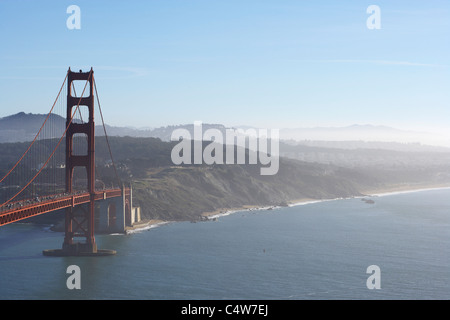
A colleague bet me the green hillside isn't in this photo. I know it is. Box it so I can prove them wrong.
[1,136,450,224]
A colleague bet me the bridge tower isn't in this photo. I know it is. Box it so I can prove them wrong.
[62,67,99,254]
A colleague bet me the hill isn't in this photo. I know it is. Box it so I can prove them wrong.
[3,135,450,225]
[2,112,450,224]
[2,112,449,150]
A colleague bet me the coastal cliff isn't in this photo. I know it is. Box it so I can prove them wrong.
[2,135,450,226]
[131,159,372,222]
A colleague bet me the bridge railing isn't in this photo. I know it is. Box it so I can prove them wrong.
[0,188,125,214]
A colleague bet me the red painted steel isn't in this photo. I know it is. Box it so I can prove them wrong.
[0,68,133,255]
[64,68,97,250]
[0,189,127,227]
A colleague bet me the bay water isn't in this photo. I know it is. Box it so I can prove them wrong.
[0,188,449,300]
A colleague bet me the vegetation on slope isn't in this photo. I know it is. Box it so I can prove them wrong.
[2,136,450,224]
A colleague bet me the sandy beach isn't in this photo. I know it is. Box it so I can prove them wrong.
[125,219,169,234]
[128,183,450,233]
[360,183,450,197]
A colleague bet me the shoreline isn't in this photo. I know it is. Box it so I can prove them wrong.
[128,183,450,233]
[125,219,169,234]
[361,184,450,197]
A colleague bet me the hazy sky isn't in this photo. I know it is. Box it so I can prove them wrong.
[0,0,449,134]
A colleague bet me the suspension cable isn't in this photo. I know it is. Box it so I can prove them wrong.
[0,71,69,184]
[93,76,122,188]
[0,71,92,208]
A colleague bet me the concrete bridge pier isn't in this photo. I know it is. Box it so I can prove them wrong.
[96,185,140,233]
[97,193,126,234]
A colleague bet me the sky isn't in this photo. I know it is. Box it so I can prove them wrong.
[0,0,449,138]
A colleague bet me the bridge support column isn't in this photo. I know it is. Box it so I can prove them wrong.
[43,67,115,257]
[97,196,125,234]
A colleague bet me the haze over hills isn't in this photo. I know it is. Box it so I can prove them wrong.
[1,112,449,151]
[2,112,450,176]
[280,125,450,149]
[105,122,450,150]
[1,113,449,175]
[2,112,450,224]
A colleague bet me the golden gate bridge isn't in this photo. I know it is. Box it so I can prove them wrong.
[0,68,132,256]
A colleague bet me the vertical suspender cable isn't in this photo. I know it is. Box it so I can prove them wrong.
[93,77,122,188]
[0,72,69,185]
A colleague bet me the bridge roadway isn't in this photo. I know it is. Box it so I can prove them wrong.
[0,188,129,226]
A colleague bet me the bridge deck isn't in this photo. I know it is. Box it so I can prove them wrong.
[0,188,129,226]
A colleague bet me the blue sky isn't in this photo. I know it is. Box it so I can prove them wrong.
[0,0,449,134]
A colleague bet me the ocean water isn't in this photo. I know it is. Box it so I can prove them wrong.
[0,188,449,300]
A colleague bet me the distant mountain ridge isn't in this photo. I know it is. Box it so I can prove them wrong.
[0,112,65,143]
[0,112,230,143]
[1,112,449,151]
[279,124,450,148]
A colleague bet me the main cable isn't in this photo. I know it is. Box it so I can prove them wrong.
[0,71,92,209]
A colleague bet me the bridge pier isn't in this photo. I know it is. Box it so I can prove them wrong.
[43,246,116,257]
[43,201,116,256]
[98,185,136,233]
[60,241,99,255]
[97,195,126,234]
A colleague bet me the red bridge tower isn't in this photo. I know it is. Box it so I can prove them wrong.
[62,67,99,254]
